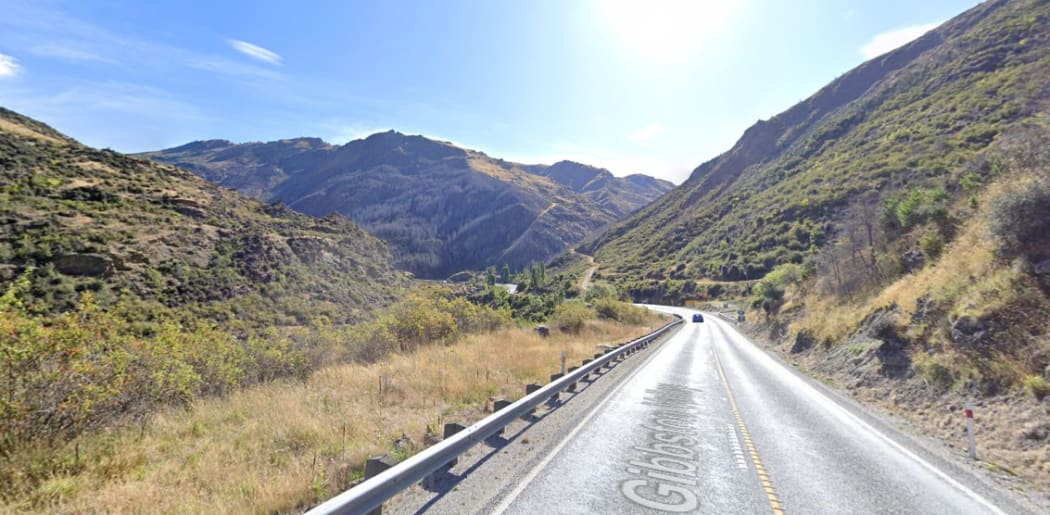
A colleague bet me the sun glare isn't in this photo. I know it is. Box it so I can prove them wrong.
[596,0,737,62]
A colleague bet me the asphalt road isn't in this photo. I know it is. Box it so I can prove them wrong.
[478,307,1034,514]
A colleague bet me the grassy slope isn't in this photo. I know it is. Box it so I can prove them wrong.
[0,107,406,325]
[587,0,1049,286]
[2,317,662,514]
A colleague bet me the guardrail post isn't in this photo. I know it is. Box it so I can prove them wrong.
[443,423,467,461]
[524,383,542,417]
[363,454,397,515]
[492,399,511,434]
[423,422,468,489]
[548,373,563,405]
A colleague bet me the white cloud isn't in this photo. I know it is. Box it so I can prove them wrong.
[28,43,112,63]
[629,122,666,143]
[228,39,282,65]
[0,53,23,78]
[860,22,939,59]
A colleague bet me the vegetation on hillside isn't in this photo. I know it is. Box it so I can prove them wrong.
[0,107,406,326]
[778,124,1050,391]
[138,132,672,278]
[1,284,661,513]
[587,0,1049,290]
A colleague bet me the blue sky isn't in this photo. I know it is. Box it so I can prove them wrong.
[0,0,980,183]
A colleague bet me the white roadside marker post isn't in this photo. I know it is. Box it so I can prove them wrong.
[965,405,977,460]
[560,351,566,376]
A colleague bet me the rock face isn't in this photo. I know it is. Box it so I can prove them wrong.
[901,250,926,273]
[790,330,817,353]
[950,315,993,347]
[53,254,114,277]
[138,134,672,278]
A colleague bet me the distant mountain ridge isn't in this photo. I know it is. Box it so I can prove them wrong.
[139,133,672,278]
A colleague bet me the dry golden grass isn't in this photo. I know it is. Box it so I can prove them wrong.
[791,219,1002,345]
[0,118,66,144]
[2,318,660,514]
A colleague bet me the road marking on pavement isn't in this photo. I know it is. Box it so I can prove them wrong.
[708,319,1009,515]
[726,424,748,470]
[714,346,785,515]
[491,328,675,515]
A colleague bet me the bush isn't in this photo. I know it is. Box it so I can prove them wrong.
[882,188,949,231]
[918,356,954,390]
[592,298,647,325]
[1023,375,1049,400]
[752,262,805,311]
[986,176,1050,261]
[550,301,595,334]
[919,230,946,260]
[584,281,619,302]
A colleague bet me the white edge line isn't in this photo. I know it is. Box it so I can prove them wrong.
[491,322,681,514]
[708,317,1008,515]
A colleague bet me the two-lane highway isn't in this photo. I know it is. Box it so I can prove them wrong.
[476,306,1030,514]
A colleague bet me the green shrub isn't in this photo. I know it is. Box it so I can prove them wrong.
[1022,375,1049,400]
[883,188,949,231]
[986,176,1050,260]
[584,281,619,302]
[550,301,595,334]
[919,230,945,260]
[918,357,955,390]
[592,298,647,325]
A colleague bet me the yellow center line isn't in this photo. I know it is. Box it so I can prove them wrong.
[714,345,786,515]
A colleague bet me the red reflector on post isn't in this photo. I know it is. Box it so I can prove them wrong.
[964,408,974,418]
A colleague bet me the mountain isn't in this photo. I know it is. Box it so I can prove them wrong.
[530,160,675,218]
[579,0,1050,489]
[584,0,1050,286]
[0,106,406,325]
[139,134,672,278]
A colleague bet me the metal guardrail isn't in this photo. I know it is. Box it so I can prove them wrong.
[717,311,744,323]
[307,316,684,515]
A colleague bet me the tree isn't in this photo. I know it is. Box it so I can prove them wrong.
[500,264,510,283]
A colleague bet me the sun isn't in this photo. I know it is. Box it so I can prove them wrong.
[595,0,738,63]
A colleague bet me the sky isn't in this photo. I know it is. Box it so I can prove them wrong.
[0,0,982,184]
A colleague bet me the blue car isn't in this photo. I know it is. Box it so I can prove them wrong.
[692,313,704,323]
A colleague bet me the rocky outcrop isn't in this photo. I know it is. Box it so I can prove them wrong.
[949,314,994,347]
[790,329,817,353]
[53,254,116,277]
[901,250,926,273]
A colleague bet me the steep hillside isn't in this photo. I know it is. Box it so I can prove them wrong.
[582,0,1050,491]
[0,107,406,325]
[530,160,673,218]
[586,0,1049,287]
[140,134,670,278]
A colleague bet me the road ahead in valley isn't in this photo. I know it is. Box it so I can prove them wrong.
[392,306,1036,514]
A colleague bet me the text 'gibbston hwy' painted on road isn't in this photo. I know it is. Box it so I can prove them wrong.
[621,382,705,513]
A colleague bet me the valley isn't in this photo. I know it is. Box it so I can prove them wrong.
[2,0,1049,512]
